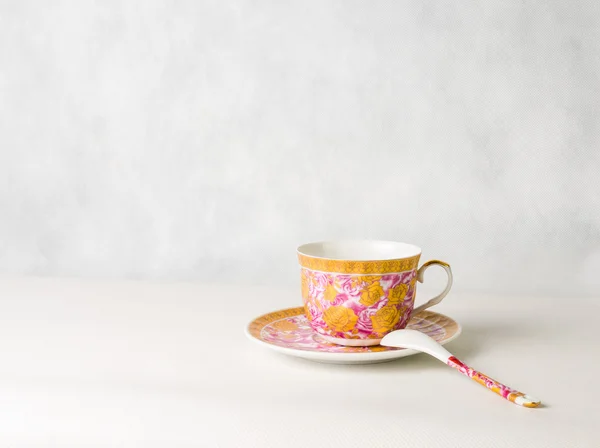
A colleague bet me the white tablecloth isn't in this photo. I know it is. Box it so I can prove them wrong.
[0,277,598,447]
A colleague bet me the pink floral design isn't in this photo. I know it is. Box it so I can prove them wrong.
[328,293,349,306]
[304,299,325,328]
[311,272,331,290]
[301,268,421,342]
[345,299,367,317]
[356,307,376,332]
[381,274,402,289]
[336,276,363,297]
[355,299,389,332]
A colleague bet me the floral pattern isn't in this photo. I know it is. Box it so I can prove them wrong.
[447,356,540,407]
[301,269,417,341]
[371,305,402,333]
[388,284,408,304]
[323,306,358,332]
[257,309,449,354]
[359,282,385,306]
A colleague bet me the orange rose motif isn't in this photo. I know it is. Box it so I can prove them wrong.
[272,320,298,332]
[323,306,358,332]
[323,283,338,302]
[359,282,384,306]
[388,284,408,304]
[371,305,401,333]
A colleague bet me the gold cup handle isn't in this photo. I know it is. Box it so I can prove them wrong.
[412,260,453,315]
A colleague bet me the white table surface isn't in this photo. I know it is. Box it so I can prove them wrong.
[0,277,598,447]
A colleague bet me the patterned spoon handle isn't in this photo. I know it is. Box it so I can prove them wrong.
[447,356,541,408]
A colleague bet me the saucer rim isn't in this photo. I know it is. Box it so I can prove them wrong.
[245,307,462,362]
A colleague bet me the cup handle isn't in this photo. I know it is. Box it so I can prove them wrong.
[412,260,453,315]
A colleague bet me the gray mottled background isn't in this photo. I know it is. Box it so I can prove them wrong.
[1,1,599,296]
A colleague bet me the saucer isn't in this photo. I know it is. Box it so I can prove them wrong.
[245,307,461,364]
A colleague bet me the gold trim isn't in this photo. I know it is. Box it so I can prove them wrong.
[418,259,450,270]
[297,253,420,274]
[247,307,305,339]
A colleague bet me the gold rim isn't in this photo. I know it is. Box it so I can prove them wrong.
[297,254,420,274]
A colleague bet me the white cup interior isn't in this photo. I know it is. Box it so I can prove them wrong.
[297,240,421,261]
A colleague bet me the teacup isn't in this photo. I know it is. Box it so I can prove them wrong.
[297,240,452,346]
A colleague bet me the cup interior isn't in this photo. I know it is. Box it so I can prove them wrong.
[297,240,421,261]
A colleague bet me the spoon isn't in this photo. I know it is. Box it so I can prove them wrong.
[380,330,541,408]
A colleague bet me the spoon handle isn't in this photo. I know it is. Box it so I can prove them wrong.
[447,356,540,407]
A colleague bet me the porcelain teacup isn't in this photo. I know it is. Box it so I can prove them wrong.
[297,240,452,346]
